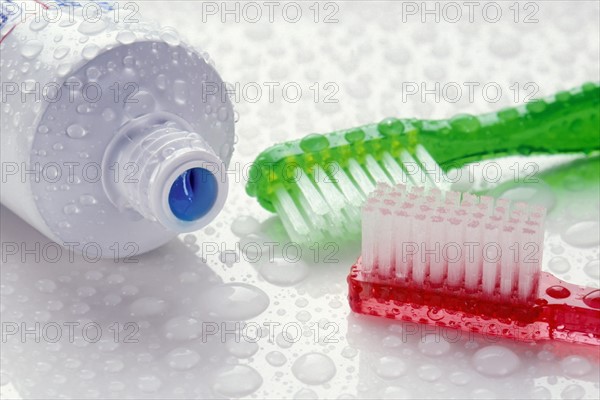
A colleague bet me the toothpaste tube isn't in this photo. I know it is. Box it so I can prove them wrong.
[0,0,235,257]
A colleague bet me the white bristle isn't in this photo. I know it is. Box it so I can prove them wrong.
[272,187,310,243]
[348,158,376,197]
[360,184,546,303]
[382,152,410,185]
[270,146,448,244]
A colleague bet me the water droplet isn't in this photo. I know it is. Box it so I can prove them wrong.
[21,40,44,59]
[85,271,103,281]
[173,80,187,105]
[417,364,442,382]
[374,356,407,379]
[66,124,87,139]
[137,375,161,393]
[527,99,547,114]
[156,74,167,90]
[199,283,269,320]
[266,351,287,366]
[497,107,520,122]
[560,384,586,399]
[259,259,310,286]
[546,285,571,299]
[450,114,480,133]
[54,46,71,60]
[129,297,167,317]
[125,91,156,118]
[562,221,599,247]
[496,181,555,211]
[103,294,121,306]
[418,334,451,356]
[56,63,71,77]
[551,244,565,255]
[231,215,260,237]
[529,386,552,399]
[449,371,471,386]
[377,118,406,136]
[63,204,81,215]
[70,302,90,315]
[295,297,308,308]
[79,194,97,206]
[165,347,200,370]
[582,290,600,309]
[102,108,116,122]
[103,358,124,373]
[164,316,202,340]
[345,128,366,143]
[77,286,96,297]
[548,256,571,273]
[116,30,136,44]
[219,250,239,267]
[300,133,330,152]
[226,340,259,358]
[212,365,262,397]
[160,27,181,46]
[217,106,229,122]
[560,355,592,377]
[276,332,294,349]
[78,19,108,35]
[29,18,49,31]
[82,43,100,60]
[35,279,56,293]
[472,345,520,377]
[183,234,197,245]
[291,352,336,385]
[381,334,402,349]
[341,346,358,358]
[122,55,135,67]
[76,103,95,114]
[52,143,64,151]
[296,310,311,322]
[584,259,599,279]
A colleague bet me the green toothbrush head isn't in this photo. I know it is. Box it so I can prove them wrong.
[246,82,599,243]
[246,119,422,212]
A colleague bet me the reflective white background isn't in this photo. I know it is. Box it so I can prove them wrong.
[1,1,599,398]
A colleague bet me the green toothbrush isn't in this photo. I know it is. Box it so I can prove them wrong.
[246,83,600,243]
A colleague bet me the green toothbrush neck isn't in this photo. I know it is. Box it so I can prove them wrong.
[419,82,600,170]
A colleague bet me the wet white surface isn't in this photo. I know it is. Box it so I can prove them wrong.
[2,1,600,399]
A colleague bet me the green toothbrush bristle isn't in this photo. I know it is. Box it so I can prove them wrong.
[247,120,420,204]
[246,83,599,243]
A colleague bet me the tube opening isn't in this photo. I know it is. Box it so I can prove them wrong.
[168,167,218,222]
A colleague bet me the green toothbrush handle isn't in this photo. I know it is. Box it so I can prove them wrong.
[247,83,599,212]
[419,82,600,168]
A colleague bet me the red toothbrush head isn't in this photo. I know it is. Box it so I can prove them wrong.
[348,184,600,346]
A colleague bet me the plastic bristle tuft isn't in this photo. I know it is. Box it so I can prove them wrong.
[267,148,446,243]
[359,184,546,303]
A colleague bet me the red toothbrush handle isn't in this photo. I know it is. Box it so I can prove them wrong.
[539,273,600,346]
[347,260,600,346]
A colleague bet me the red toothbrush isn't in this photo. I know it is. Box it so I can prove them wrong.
[347,184,600,345]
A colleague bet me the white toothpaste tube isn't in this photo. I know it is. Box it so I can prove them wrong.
[0,0,235,257]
